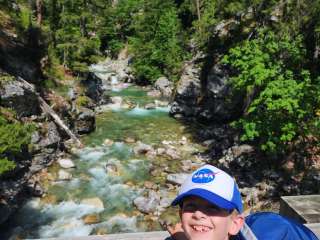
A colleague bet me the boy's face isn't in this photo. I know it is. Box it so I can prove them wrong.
[180,196,244,240]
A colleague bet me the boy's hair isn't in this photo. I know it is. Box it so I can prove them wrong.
[171,164,243,213]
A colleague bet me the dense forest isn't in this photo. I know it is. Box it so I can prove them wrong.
[1,0,320,175]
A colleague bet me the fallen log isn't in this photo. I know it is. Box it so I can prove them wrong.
[17,77,83,148]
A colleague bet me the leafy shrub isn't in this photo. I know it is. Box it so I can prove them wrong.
[223,31,320,154]
[75,96,92,107]
[0,114,34,175]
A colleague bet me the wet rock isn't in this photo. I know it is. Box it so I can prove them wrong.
[0,80,40,117]
[166,173,189,185]
[58,169,72,181]
[133,141,153,155]
[133,190,160,214]
[105,163,118,174]
[104,138,114,146]
[81,197,104,209]
[57,158,75,169]
[154,77,173,98]
[147,90,161,98]
[154,100,169,107]
[74,107,95,134]
[82,213,101,224]
[124,137,136,143]
[145,103,156,110]
[110,96,123,106]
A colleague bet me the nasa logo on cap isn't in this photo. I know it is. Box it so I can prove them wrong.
[192,168,218,183]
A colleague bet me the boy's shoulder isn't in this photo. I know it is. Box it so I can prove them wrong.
[237,212,318,240]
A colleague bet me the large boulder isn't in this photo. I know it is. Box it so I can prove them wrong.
[74,107,95,134]
[154,77,173,98]
[197,63,245,123]
[0,79,40,117]
[37,122,61,149]
[170,61,202,119]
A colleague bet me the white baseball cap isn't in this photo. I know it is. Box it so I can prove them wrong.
[171,164,243,213]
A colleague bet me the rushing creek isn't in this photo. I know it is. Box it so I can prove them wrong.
[5,86,205,239]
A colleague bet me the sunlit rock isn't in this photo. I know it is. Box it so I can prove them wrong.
[147,90,161,97]
[179,136,187,145]
[166,173,189,185]
[82,213,101,224]
[41,195,58,205]
[57,158,75,169]
[58,170,72,181]
[154,77,173,98]
[105,163,118,175]
[103,138,114,146]
[145,103,156,109]
[156,148,166,156]
[124,137,136,143]
[81,197,104,210]
[165,148,180,160]
[133,190,160,214]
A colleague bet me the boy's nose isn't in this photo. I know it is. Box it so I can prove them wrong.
[193,209,206,219]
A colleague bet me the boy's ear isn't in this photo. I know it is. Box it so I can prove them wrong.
[228,213,244,235]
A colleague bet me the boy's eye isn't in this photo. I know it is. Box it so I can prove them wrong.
[183,203,196,211]
[207,205,221,213]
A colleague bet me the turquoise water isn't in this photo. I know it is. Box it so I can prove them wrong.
[6,86,203,239]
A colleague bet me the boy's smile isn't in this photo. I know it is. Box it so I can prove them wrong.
[180,196,243,240]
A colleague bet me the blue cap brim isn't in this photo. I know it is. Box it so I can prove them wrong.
[171,188,241,212]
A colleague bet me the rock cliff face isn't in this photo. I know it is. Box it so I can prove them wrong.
[170,57,245,124]
[0,29,44,84]
[170,60,202,120]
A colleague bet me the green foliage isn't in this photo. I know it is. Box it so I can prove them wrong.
[0,72,15,86]
[223,31,319,154]
[129,0,185,83]
[75,95,91,107]
[0,157,16,176]
[99,0,143,56]
[0,114,34,175]
[43,0,103,74]
[193,0,218,48]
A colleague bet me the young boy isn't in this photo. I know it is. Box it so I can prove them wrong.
[168,164,246,240]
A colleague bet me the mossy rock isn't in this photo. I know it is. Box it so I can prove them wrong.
[75,96,93,108]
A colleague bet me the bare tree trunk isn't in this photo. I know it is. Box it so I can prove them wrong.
[196,0,201,21]
[36,0,43,26]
